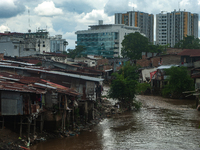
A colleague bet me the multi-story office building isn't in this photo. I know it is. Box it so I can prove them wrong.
[156,10,199,47]
[115,11,154,43]
[0,29,68,57]
[49,35,68,53]
[75,20,143,58]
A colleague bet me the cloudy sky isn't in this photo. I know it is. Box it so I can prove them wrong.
[0,0,199,50]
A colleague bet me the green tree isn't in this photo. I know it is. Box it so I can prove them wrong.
[121,32,165,60]
[108,62,139,109]
[174,35,200,49]
[121,32,149,60]
[148,44,167,53]
[65,45,86,59]
[162,66,194,98]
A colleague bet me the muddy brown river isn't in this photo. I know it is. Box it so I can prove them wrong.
[30,95,200,150]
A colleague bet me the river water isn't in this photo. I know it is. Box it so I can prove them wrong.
[30,95,200,150]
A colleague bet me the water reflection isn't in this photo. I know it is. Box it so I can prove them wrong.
[31,96,200,150]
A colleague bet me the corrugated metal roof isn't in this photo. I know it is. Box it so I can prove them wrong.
[0,65,103,82]
[1,60,35,66]
[157,65,179,69]
[178,49,200,57]
[0,80,46,94]
[0,72,79,96]
[49,71,104,82]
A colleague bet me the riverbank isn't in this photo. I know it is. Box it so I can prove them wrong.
[30,94,200,150]
[1,94,196,150]
[0,96,122,150]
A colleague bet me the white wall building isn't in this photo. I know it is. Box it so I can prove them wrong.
[0,29,68,57]
[75,20,145,58]
[156,10,199,47]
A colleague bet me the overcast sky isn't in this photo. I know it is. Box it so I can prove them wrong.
[0,0,199,50]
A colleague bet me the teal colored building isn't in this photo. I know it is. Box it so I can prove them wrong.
[75,21,141,58]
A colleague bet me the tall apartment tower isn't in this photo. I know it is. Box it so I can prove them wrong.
[156,10,199,47]
[115,11,154,43]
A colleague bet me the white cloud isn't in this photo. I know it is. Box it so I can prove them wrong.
[34,1,63,16]
[0,0,199,49]
[128,2,137,8]
[0,25,10,32]
[78,9,113,25]
[0,0,16,7]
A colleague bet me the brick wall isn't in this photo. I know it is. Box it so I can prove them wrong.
[136,59,151,67]
[137,54,181,68]
[161,55,180,65]
[97,59,111,71]
[166,48,183,54]
[151,57,161,67]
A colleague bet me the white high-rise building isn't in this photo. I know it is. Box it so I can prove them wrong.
[115,11,154,43]
[156,10,199,47]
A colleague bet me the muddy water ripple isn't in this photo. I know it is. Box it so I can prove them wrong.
[31,95,200,150]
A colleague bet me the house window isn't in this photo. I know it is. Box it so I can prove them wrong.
[14,45,17,49]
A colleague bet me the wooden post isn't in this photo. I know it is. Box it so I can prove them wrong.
[72,108,74,130]
[64,110,66,131]
[20,116,22,137]
[40,114,43,133]
[61,111,64,132]
[27,118,30,139]
[63,95,67,131]
[66,111,69,130]
[14,116,16,131]
[85,102,88,124]
[33,119,36,135]
[196,95,199,108]
[1,116,4,129]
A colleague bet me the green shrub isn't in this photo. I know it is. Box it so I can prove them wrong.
[136,82,151,94]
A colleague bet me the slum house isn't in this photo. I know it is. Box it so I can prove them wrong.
[0,63,103,126]
[178,49,200,68]
[42,59,105,78]
[136,52,180,68]
[189,60,200,107]
[0,74,46,138]
[74,56,98,67]
[96,58,112,81]
[139,67,157,83]
[2,55,42,66]
[105,58,128,82]
[0,72,80,136]
[35,52,68,63]
[150,65,179,95]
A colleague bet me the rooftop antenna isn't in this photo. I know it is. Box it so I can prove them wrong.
[28,9,31,33]
[178,1,180,11]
